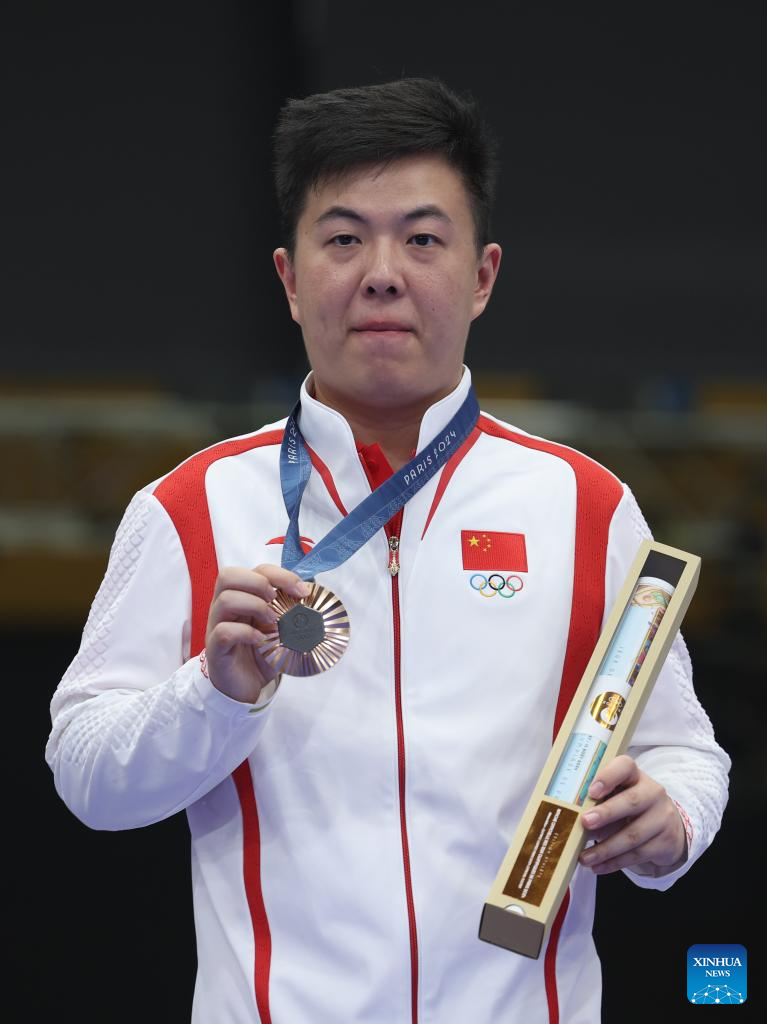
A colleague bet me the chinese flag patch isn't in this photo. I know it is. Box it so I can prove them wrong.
[461,531,527,571]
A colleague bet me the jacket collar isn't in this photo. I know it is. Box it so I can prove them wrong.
[295,366,474,514]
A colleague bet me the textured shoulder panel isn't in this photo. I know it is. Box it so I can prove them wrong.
[153,428,284,654]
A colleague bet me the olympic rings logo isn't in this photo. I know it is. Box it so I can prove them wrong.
[469,573,525,598]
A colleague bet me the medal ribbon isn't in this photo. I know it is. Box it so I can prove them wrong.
[279,387,480,580]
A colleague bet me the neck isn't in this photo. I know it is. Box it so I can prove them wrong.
[310,375,462,472]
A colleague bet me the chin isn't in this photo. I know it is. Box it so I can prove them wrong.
[353,373,441,410]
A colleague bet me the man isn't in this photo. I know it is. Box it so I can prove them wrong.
[46,79,729,1023]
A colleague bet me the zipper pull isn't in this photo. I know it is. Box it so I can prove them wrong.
[388,535,400,576]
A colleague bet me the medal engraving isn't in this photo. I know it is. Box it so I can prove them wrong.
[278,605,326,653]
[255,581,350,677]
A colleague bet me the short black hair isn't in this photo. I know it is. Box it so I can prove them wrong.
[273,77,499,259]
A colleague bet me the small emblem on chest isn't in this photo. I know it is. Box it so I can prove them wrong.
[267,535,314,554]
[461,530,528,599]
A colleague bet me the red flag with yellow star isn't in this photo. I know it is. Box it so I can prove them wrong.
[460,531,527,571]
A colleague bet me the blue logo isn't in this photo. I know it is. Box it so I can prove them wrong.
[687,944,747,1004]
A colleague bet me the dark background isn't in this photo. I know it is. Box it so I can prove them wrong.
[4,2,764,1020]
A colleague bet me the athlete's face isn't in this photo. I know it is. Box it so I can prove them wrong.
[273,154,501,413]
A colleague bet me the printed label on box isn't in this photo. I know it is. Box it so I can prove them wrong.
[503,801,578,906]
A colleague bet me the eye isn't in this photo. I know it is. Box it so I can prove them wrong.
[409,233,439,247]
[330,234,359,246]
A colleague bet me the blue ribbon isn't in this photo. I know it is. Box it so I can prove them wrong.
[279,388,480,580]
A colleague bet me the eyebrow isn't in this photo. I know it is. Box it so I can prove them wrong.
[314,204,453,226]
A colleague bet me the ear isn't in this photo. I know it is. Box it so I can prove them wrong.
[471,243,502,322]
[273,248,301,324]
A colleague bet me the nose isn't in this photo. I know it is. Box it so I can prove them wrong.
[359,240,405,297]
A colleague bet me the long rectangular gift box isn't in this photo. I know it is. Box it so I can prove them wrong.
[478,540,701,958]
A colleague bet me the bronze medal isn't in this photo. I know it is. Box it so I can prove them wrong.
[255,582,350,676]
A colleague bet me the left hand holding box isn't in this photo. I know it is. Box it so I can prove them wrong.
[578,754,688,876]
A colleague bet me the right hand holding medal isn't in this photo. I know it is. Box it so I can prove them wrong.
[204,564,310,703]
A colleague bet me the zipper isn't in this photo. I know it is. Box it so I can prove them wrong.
[388,535,400,576]
[356,447,418,1021]
[385,510,419,1024]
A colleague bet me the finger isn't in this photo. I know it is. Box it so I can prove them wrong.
[584,848,645,875]
[587,754,640,801]
[580,820,662,872]
[580,804,670,869]
[213,567,277,603]
[582,774,663,831]
[209,589,280,630]
[213,565,310,602]
[584,829,678,875]
[583,819,625,845]
[253,564,312,599]
[594,798,687,868]
[207,620,268,655]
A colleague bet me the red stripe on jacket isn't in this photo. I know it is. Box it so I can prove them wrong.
[477,415,623,1024]
[154,430,284,653]
[421,425,481,538]
[154,428,283,1024]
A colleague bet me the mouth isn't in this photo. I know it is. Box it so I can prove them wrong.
[351,321,414,337]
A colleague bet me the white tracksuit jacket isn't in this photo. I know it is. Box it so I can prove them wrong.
[46,368,730,1023]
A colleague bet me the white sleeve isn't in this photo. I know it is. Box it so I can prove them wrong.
[44,488,280,832]
[603,484,731,890]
